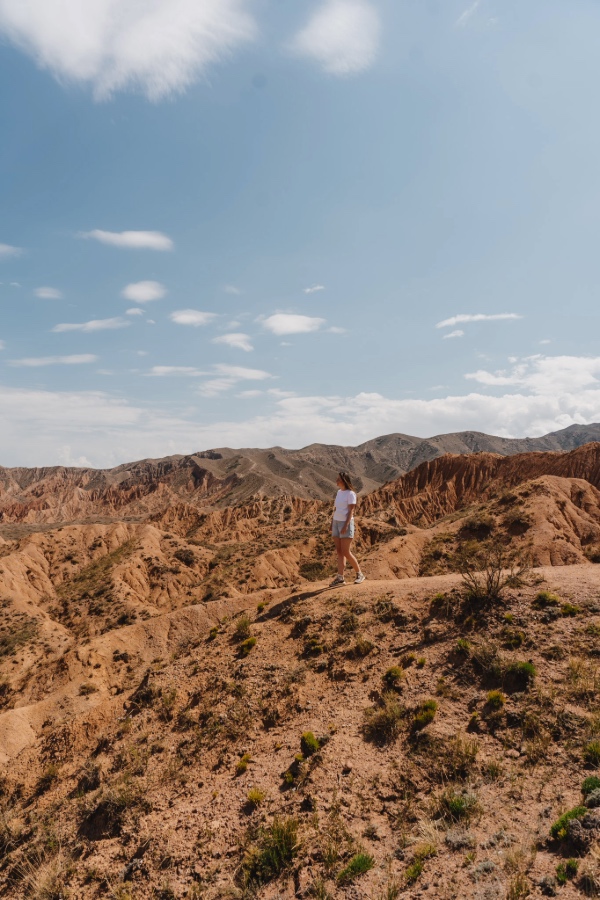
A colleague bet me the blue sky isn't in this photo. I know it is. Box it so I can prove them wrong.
[1,0,600,467]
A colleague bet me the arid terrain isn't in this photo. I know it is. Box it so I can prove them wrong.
[2,433,600,899]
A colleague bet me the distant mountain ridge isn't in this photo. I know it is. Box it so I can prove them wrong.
[1,422,600,524]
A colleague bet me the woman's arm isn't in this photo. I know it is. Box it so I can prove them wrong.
[341,503,356,535]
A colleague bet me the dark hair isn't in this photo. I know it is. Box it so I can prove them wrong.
[338,471,354,491]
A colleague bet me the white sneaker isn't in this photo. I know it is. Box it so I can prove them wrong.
[355,572,366,584]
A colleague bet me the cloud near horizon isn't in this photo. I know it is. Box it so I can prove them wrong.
[2,353,600,467]
[8,354,97,367]
[79,230,173,250]
[0,0,257,100]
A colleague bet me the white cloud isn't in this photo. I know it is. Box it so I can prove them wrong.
[0,0,257,100]
[34,286,63,299]
[540,339,552,345]
[304,284,325,294]
[149,366,206,377]
[8,354,98,367]
[465,354,600,395]
[3,353,600,466]
[214,364,270,381]
[263,313,325,335]
[291,0,380,76]
[0,340,5,350]
[223,284,241,295]
[126,308,144,316]
[170,309,217,327]
[456,0,481,27]
[79,229,173,250]
[442,329,465,340]
[237,390,262,398]
[328,326,345,334]
[52,317,130,333]
[436,313,522,329]
[10,282,21,287]
[0,243,22,258]
[212,332,253,352]
[121,280,166,303]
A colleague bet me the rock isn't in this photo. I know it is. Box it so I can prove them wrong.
[566,810,600,852]
[585,788,600,809]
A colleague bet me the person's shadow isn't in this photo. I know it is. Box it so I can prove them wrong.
[261,583,343,620]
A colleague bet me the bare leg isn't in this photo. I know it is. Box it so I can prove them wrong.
[333,536,345,577]
[340,538,360,574]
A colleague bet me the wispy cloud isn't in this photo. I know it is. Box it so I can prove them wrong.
[0,243,22,258]
[291,0,381,76]
[79,230,173,250]
[9,354,98,367]
[170,309,218,327]
[0,340,5,351]
[436,313,522,329]
[52,317,130,333]
[126,308,145,316]
[0,1,257,100]
[223,284,241,295]
[197,363,272,397]
[263,313,325,335]
[34,286,63,299]
[150,366,206,377]
[121,280,167,302]
[456,0,481,27]
[304,284,325,294]
[212,332,253,352]
[442,329,465,340]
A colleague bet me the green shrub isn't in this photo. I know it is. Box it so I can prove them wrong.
[416,657,426,668]
[584,741,600,766]
[208,626,219,641]
[486,690,505,710]
[413,699,438,731]
[242,817,298,885]
[236,753,252,775]
[561,603,580,617]
[383,666,405,688]
[239,637,257,657]
[405,859,423,884]
[550,807,587,840]
[439,788,479,822]
[337,852,374,883]
[454,541,529,603]
[556,859,578,885]
[246,787,265,809]
[363,693,404,744]
[533,590,560,608]
[582,776,600,796]
[234,615,252,641]
[456,638,471,654]
[300,732,320,757]
[504,660,536,689]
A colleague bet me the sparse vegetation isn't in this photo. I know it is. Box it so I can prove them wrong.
[234,614,252,641]
[336,852,374,883]
[454,540,529,604]
[236,753,252,775]
[486,689,505,710]
[242,817,299,886]
[550,806,587,840]
[584,741,600,766]
[239,636,257,656]
[383,665,404,688]
[363,693,404,744]
[300,732,320,757]
[246,787,266,809]
[413,698,438,730]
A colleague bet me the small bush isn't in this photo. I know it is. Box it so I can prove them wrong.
[439,788,480,822]
[242,817,299,886]
[502,628,525,649]
[556,859,579,885]
[236,753,252,776]
[239,637,257,657]
[582,776,600,797]
[383,666,405,688]
[456,638,471,654]
[79,682,98,696]
[454,541,529,604]
[208,626,219,641]
[337,852,374,883]
[247,787,266,809]
[174,548,195,567]
[36,764,59,795]
[533,590,560,608]
[486,690,505,710]
[234,615,252,641]
[561,603,581,617]
[405,859,423,884]
[504,660,536,689]
[300,732,320,757]
[584,741,600,766]
[413,698,438,731]
[417,657,426,668]
[363,693,404,744]
[550,806,587,841]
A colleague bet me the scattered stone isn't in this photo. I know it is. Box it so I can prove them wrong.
[566,810,600,852]
[538,875,558,896]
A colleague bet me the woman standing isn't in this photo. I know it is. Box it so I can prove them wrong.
[330,471,365,586]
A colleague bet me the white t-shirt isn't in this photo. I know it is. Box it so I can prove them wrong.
[333,489,357,521]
